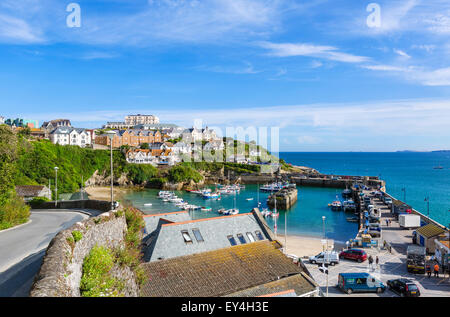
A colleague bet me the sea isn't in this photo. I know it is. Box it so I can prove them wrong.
[123,152,450,244]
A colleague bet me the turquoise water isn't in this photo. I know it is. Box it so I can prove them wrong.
[123,152,449,244]
[281,152,450,226]
[124,185,359,243]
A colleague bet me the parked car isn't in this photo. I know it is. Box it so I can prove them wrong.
[387,279,420,297]
[338,273,386,294]
[339,249,367,263]
[309,251,340,266]
[384,197,393,207]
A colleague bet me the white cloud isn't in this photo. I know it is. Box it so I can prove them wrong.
[362,64,450,86]
[0,14,44,43]
[394,49,411,59]
[259,42,369,63]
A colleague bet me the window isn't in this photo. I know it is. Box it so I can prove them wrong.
[181,230,192,244]
[246,232,255,243]
[255,231,264,241]
[227,235,237,246]
[237,233,246,244]
[192,228,204,243]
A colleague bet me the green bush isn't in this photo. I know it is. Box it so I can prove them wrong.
[72,230,83,242]
[125,164,158,184]
[28,196,50,209]
[0,193,30,231]
[168,165,203,183]
[80,245,124,297]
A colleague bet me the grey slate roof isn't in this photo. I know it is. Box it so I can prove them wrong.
[144,211,273,262]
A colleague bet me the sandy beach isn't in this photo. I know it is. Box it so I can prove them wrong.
[276,234,345,258]
[85,186,131,202]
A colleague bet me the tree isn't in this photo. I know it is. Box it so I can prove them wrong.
[140,143,150,150]
[0,125,18,206]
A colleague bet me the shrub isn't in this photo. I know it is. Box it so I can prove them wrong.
[0,194,30,230]
[168,165,203,183]
[72,230,83,242]
[80,245,124,297]
[28,196,50,209]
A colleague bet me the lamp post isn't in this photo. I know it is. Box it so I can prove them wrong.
[54,167,59,207]
[105,131,116,211]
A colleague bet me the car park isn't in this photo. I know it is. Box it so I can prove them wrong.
[387,279,420,297]
[339,249,367,263]
[338,273,386,294]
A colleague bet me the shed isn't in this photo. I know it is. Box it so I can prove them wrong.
[416,223,446,253]
[15,185,51,202]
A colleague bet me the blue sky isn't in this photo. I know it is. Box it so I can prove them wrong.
[0,0,450,151]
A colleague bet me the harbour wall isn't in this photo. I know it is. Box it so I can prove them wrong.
[267,187,298,210]
[237,173,385,189]
[384,192,449,230]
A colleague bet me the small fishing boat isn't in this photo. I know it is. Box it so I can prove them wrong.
[433,165,444,170]
[271,211,279,218]
[342,188,352,197]
[260,208,271,217]
[246,198,254,201]
[218,208,226,214]
[330,200,342,211]
[144,203,153,206]
[346,216,359,223]
[226,209,239,215]
[201,207,212,212]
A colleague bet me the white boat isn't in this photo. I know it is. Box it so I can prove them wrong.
[226,209,239,215]
[144,203,153,206]
[260,208,271,217]
[271,211,279,218]
[218,208,226,214]
[201,207,212,212]
[246,198,254,201]
[203,192,221,199]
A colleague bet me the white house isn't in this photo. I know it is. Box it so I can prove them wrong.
[50,127,92,147]
[182,127,218,142]
[172,142,192,154]
[126,149,175,166]
[204,140,224,151]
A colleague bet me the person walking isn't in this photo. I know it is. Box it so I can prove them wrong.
[426,263,432,278]
[376,256,379,270]
[434,263,440,278]
[368,255,374,271]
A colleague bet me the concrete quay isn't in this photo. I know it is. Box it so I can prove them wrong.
[304,192,450,297]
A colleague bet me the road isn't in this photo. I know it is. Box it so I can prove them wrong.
[304,194,450,297]
[0,210,89,297]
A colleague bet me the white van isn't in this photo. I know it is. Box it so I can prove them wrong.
[309,251,340,266]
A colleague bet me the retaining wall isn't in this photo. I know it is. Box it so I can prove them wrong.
[34,199,112,213]
[30,212,139,297]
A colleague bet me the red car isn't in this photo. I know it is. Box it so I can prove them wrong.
[339,249,367,263]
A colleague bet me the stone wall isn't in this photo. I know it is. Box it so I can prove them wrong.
[30,212,139,297]
[35,199,112,213]
[267,187,298,210]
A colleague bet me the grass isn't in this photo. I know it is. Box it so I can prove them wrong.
[80,245,125,297]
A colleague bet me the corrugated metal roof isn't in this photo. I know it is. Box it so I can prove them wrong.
[140,241,315,297]
[416,223,445,238]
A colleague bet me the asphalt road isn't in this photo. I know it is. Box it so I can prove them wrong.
[0,210,88,297]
